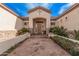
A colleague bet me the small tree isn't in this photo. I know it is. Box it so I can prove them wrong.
[49,26,68,37]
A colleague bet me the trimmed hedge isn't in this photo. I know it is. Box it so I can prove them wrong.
[51,36,79,56]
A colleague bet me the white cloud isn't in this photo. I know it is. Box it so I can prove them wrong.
[26,3,53,9]
[26,3,39,9]
[40,3,52,8]
[58,3,75,15]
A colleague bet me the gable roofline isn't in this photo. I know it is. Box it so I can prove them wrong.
[57,3,79,19]
[0,3,23,20]
[28,6,51,14]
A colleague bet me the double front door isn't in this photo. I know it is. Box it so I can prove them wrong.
[33,20,46,34]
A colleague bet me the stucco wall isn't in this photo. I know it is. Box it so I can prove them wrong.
[0,6,17,31]
[0,6,25,39]
[0,33,30,55]
[24,21,29,29]
[56,6,79,31]
[15,18,24,30]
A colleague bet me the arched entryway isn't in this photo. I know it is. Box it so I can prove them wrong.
[33,18,46,35]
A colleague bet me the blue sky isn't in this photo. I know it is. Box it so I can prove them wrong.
[4,3,74,17]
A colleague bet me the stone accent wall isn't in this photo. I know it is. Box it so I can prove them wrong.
[0,30,17,39]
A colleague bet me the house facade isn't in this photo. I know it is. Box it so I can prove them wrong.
[0,3,24,38]
[0,3,56,38]
[0,3,79,38]
[28,6,51,34]
[22,6,57,35]
[56,4,79,31]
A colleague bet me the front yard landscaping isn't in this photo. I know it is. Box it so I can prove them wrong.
[17,28,29,36]
[50,36,79,56]
[49,26,68,37]
[50,26,79,56]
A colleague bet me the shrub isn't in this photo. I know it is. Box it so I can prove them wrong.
[17,28,29,35]
[74,30,79,40]
[49,26,68,37]
[67,31,75,39]
[51,36,79,56]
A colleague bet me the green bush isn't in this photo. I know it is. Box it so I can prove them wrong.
[51,36,79,56]
[74,30,79,40]
[49,26,68,37]
[17,28,29,35]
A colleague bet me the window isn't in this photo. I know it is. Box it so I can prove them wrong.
[65,17,67,19]
[51,22,55,25]
[65,17,68,22]
[24,22,27,25]
[36,21,43,23]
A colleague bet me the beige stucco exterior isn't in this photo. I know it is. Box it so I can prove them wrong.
[0,5,24,38]
[0,6,17,31]
[15,18,24,30]
[56,5,79,31]
[24,21,29,28]
[28,9,51,34]
[1,3,79,37]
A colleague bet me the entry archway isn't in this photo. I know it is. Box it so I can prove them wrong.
[33,18,46,35]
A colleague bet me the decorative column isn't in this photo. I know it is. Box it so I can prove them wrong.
[46,17,51,35]
[29,17,33,34]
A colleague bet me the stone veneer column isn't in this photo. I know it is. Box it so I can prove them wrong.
[29,18,33,34]
[46,18,50,35]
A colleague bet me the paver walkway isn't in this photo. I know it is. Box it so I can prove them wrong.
[8,35,70,56]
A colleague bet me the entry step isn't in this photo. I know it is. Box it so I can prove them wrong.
[30,35,48,38]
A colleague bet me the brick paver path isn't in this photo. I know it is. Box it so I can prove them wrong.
[8,35,70,56]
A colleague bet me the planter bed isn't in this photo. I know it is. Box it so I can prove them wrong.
[50,35,79,56]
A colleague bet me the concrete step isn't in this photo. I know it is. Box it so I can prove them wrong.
[30,35,48,38]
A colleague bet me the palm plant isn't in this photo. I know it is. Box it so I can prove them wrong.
[49,26,68,37]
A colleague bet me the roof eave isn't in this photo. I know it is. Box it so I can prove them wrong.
[57,3,79,20]
[28,6,51,14]
[0,3,23,20]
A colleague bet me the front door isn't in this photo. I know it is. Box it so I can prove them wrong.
[33,20,46,35]
[36,22,43,34]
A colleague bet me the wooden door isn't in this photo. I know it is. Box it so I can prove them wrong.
[37,23,42,34]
